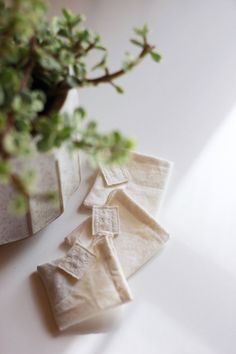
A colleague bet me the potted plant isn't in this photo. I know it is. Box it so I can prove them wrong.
[0,0,161,244]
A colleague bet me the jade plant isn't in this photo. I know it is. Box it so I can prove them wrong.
[0,0,161,213]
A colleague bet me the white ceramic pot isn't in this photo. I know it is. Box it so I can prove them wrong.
[0,89,81,245]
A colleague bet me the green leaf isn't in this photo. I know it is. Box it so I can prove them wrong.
[124,138,135,150]
[37,132,56,152]
[73,140,87,149]
[87,121,97,131]
[30,91,46,112]
[0,68,20,92]
[95,45,107,51]
[150,51,162,62]
[114,85,124,94]
[39,54,62,71]
[62,8,73,22]
[59,50,74,66]
[122,52,136,72]
[55,126,73,146]
[130,39,143,47]
[57,28,69,37]
[76,29,90,42]
[15,119,30,132]
[12,95,23,111]
[74,106,86,121]
[62,9,84,28]
[70,15,84,27]
[3,131,31,156]
[31,99,44,112]
[66,76,79,88]
[134,24,149,39]
[92,54,107,71]
[51,17,61,34]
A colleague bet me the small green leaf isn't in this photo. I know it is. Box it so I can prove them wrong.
[37,133,56,152]
[134,24,149,39]
[3,131,31,156]
[51,17,61,34]
[39,55,62,71]
[150,51,162,62]
[95,45,107,51]
[15,119,30,132]
[92,54,107,71]
[124,138,135,150]
[66,76,79,88]
[114,85,124,94]
[74,106,86,120]
[130,39,143,47]
[62,8,73,22]
[87,121,97,131]
[12,95,23,111]
[73,140,87,149]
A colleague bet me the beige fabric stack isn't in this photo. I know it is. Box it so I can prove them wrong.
[37,152,172,331]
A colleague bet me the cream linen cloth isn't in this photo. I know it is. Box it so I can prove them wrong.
[37,236,132,331]
[83,152,172,217]
[66,190,169,278]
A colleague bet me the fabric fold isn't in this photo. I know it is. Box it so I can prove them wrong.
[84,152,173,217]
[65,190,169,278]
[37,236,132,331]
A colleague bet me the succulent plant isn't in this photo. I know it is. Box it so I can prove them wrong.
[0,0,161,213]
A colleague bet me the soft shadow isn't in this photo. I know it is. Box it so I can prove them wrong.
[0,230,45,270]
[60,308,124,336]
[30,272,58,336]
[77,202,91,215]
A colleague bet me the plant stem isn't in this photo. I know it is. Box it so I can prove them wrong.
[44,43,154,114]
[85,43,153,85]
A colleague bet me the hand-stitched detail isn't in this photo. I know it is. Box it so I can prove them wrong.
[92,206,120,236]
[58,243,95,280]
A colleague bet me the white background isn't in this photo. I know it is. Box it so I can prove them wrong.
[1,0,236,353]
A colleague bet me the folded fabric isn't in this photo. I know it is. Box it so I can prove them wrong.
[83,152,172,217]
[65,190,169,278]
[37,236,133,331]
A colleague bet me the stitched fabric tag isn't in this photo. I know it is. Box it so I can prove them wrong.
[92,206,120,236]
[100,166,129,186]
[58,243,95,280]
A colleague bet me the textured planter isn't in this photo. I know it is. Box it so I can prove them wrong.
[0,89,81,245]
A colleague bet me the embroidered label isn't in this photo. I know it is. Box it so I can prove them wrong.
[92,206,120,236]
[100,166,129,186]
[58,243,95,280]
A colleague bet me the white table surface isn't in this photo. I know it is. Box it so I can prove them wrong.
[1,1,236,353]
